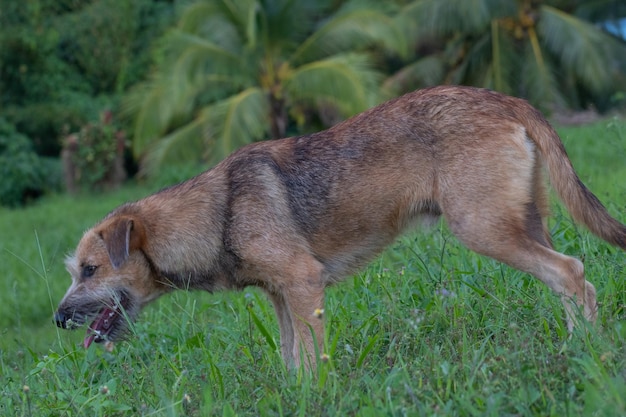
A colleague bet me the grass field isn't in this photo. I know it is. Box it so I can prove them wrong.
[1,119,625,416]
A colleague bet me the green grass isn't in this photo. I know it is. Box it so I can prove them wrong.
[1,119,625,416]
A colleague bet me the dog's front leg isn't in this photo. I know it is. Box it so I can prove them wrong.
[283,282,325,370]
[268,291,295,365]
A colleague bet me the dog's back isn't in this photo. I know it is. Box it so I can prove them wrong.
[220,86,623,281]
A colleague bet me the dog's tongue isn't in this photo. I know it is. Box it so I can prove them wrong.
[83,333,96,349]
[84,307,116,349]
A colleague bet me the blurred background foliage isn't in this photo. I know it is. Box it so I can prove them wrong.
[1,0,625,204]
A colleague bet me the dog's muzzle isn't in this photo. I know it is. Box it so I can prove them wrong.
[54,310,71,329]
[54,310,66,328]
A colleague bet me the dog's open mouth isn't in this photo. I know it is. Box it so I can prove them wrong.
[56,288,137,349]
[84,304,122,348]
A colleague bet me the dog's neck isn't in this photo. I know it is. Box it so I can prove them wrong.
[124,172,238,292]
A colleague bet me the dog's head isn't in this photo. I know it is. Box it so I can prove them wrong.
[54,214,165,348]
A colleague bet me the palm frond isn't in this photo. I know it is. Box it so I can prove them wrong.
[126,75,184,158]
[285,53,382,116]
[539,5,625,93]
[177,0,255,46]
[141,87,271,174]
[397,0,513,40]
[573,0,626,23]
[519,42,565,111]
[126,71,230,159]
[140,116,207,177]
[176,1,227,34]
[260,0,330,49]
[203,87,271,161]
[291,2,404,64]
[383,55,446,95]
[458,32,493,86]
[489,26,517,95]
[166,31,247,81]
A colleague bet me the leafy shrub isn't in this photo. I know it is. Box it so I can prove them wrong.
[0,119,61,207]
[63,111,126,193]
[5,87,116,155]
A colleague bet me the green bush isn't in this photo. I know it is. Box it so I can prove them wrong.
[63,112,127,192]
[0,119,61,207]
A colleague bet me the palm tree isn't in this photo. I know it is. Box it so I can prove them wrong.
[125,0,404,175]
[388,0,626,111]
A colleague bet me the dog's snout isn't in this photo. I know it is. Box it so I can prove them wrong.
[54,311,68,329]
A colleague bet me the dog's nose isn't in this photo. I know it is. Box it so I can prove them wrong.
[54,311,68,329]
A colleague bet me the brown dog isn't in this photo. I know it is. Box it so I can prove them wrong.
[54,86,626,369]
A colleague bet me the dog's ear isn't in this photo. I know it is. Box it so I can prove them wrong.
[100,216,146,269]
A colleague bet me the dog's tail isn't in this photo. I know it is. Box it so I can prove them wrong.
[522,105,626,250]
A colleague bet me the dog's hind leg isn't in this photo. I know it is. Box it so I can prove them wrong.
[520,244,597,331]
[439,132,596,330]
[443,197,597,332]
[499,242,596,331]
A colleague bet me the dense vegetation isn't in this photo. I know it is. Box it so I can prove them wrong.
[1,0,626,202]
[0,120,624,415]
[1,2,625,414]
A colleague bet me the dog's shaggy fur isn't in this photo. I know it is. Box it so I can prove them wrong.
[55,86,626,368]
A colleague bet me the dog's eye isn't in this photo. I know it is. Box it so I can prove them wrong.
[82,265,98,278]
